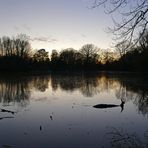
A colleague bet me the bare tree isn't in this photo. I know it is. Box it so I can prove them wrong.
[115,40,130,58]
[0,34,31,58]
[92,0,148,45]
[59,48,78,65]
[16,34,31,58]
[139,29,148,51]
[79,44,99,64]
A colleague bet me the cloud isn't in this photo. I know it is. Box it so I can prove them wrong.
[14,26,20,31]
[14,25,31,32]
[81,34,87,38]
[30,36,58,43]
[22,25,31,31]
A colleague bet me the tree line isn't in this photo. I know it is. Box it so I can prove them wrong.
[0,34,50,71]
[50,30,148,72]
[0,33,147,72]
[111,30,148,72]
[50,44,101,70]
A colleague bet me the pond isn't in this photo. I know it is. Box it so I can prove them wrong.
[0,73,148,148]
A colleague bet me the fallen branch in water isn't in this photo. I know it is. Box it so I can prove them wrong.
[0,108,16,114]
[0,116,14,120]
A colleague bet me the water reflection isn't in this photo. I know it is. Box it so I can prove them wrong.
[32,76,50,92]
[0,73,147,115]
[51,74,99,97]
[0,77,30,107]
[106,126,148,148]
[114,76,148,116]
[51,74,148,116]
[0,73,148,148]
[0,75,50,107]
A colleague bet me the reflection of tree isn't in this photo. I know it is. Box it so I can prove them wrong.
[50,75,59,91]
[106,127,148,148]
[115,85,135,102]
[51,74,100,96]
[51,74,83,92]
[32,76,49,92]
[114,76,148,116]
[1,73,146,115]
[0,75,50,107]
[51,75,100,95]
[0,79,30,107]
[80,76,99,97]
[50,73,148,115]
[134,90,148,116]
[51,74,119,97]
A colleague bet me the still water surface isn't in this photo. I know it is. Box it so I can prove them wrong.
[0,73,148,148]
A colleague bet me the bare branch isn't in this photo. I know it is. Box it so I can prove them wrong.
[92,0,148,46]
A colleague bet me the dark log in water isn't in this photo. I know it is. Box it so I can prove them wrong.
[93,104,119,108]
[93,101,125,112]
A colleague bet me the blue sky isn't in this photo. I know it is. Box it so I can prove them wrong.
[0,0,113,52]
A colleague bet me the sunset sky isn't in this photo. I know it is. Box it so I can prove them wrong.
[0,0,114,52]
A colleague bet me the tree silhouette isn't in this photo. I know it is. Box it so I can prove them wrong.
[33,49,49,62]
[79,44,99,66]
[51,49,59,70]
[139,30,148,51]
[115,41,130,58]
[16,34,31,58]
[51,48,84,70]
[59,48,79,69]
[51,49,59,63]
[0,34,31,58]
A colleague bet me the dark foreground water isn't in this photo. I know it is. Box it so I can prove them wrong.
[0,73,148,148]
